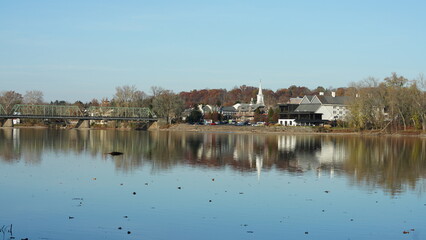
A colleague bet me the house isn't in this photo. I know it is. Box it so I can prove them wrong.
[220,106,238,121]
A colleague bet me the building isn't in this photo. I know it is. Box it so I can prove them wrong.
[277,103,323,126]
[277,92,351,126]
[230,82,266,122]
[300,92,352,121]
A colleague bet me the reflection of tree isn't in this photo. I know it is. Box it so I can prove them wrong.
[1,129,425,194]
[344,137,426,195]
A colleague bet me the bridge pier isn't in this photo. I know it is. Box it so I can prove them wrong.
[148,121,159,130]
[1,119,14,128]
[76,120,90,129]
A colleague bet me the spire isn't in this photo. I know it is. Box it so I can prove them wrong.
[256,80,265,106]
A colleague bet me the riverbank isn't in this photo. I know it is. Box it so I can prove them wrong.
[4,123,426,137]
[159,123,426,137]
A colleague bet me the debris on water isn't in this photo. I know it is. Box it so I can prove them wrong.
[108,151,123,156]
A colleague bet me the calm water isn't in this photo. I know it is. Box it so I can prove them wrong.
[0,129,425,240]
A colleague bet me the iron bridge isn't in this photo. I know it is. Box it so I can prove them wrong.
[0,104,157,121]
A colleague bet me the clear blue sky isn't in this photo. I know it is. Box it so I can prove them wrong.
[1,0,425,102]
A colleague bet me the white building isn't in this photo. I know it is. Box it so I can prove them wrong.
[298,92,351,121]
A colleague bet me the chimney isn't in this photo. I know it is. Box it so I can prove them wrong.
[319,92,324,96]
[331,92,336,97]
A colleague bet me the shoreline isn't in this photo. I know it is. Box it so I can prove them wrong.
[3,123,426,137]
[159,123,426,137]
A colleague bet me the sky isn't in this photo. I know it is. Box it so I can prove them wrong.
[1,0,425,102]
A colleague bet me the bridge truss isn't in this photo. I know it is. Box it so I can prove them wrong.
[1,104,156,121]
[0,104,5,116]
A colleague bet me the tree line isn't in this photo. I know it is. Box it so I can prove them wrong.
[347,73,426,131]
[0,84,344,123]
[1,73,425,130]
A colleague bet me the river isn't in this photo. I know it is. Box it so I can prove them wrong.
[0,129,425,239]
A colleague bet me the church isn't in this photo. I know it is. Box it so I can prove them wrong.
[221,82,266,122]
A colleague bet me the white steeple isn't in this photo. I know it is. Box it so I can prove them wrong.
[256,81,265,106]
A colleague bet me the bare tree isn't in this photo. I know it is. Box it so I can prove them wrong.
[0,91,23,113]
[23,90,44,105]
[150,86,165,98]
[152,90,184,124]
[113,85,147,107]
[347,77,387,130]
[384,73,410,130]
[411,74,426,130]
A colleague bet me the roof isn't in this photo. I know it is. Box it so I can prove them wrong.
[300,95,314,104]
[295,104,321,112]
[316,96,352,105]
[236,103,263,112]
[289,98,303,104]
[221,106,237,112]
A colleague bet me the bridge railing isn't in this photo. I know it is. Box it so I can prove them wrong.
[87,106,156,119]
[11,104,84,117]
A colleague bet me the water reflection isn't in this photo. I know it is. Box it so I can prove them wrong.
[1,129,425,194]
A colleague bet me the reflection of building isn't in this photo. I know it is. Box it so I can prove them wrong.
[278,135,297,151]
[256,155,263,181]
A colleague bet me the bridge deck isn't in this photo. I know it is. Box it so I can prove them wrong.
[0,115,157,121]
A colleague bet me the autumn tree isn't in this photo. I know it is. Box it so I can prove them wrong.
[267,107,279,123]
[187,109,203,123]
